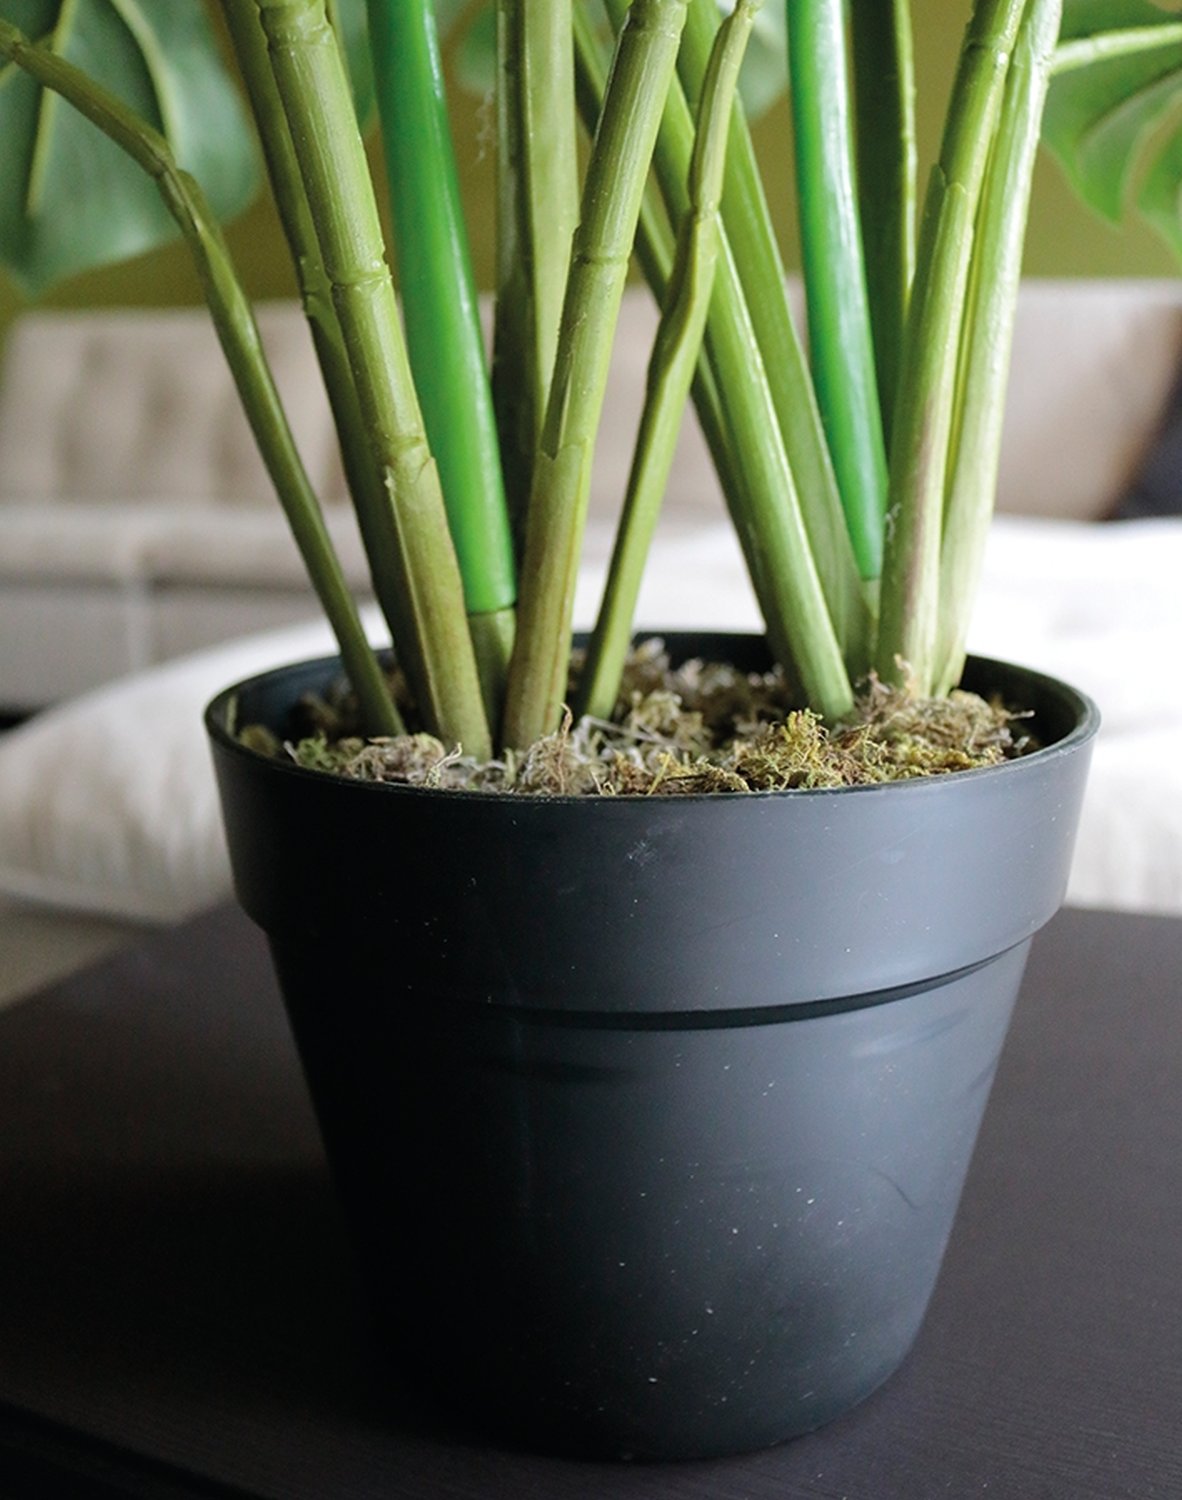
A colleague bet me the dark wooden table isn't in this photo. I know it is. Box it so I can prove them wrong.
[0,904,1179,1499]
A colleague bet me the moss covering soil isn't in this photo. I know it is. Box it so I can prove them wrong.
[239,639,1034,796]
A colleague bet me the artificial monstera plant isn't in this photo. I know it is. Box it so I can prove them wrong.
[0,1,1179,766]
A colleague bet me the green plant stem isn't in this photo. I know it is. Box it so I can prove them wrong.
[604,0,854,717]
[850,0,917,442]
[493,0,578,552]
[502,0,692,751]
[253,0,490,758]
[874,0,1029,694]
[577,0,757,723]
[366,0,517,721]
[24,0,77,216]
[0,18,402,736]
[936,0,1062,694]
[786,0,889,583]
[1051,22,1182,75]
[223,0,425,699]
[572,7,789,674]
[677,0,869,670]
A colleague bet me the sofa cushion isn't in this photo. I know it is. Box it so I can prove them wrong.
[6,283,1180,535]
[0,304,349,509]
[0,502,372,588]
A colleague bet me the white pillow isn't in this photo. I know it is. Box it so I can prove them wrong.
[1,519,1179,924]
[0,617,353,923]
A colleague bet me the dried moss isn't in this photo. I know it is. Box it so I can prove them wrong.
[243,640,1032,796]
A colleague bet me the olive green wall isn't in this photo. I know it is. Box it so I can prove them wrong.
[1,2,1176,350]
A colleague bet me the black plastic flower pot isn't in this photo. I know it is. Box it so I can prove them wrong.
[206,636,1098,1461]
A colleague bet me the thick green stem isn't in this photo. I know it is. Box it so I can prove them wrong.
[577,0,757,723]
[366,0,517,721]
[678,0,869,671]
[850,0,917,441]
[493,0,579,552]
[787,0,889,582]
[936,0,1062,694]
[0,18,401,735]
[223,0,425,697]
[253,0,490,758]
[502,0,691,751]
[874,0,1029,694]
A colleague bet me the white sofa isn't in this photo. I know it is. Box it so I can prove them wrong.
[2,283,1181,705]
[0,283,1180,996]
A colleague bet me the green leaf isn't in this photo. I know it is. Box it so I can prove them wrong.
[0,0,257,295]
[1044,0,1182,257]
[1138,108,1182,252]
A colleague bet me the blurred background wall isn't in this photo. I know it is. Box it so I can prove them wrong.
[1,0,1176,351]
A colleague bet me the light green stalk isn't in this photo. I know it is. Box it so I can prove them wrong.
[936,0,1062,694]
[787,0,889,582]
[493,0,579,551]
[874,0,1030,693]
[572,6,789,673]
[850,0,917,441]
[223,0,425,698]
[577,0,758,723]
[0,18,401,736]
[253,0,490,758]
[502,0,692,751]
[1051,22,1182,74]
[677,0,869,669]
[607,0,854,716]
[366,0,517,719]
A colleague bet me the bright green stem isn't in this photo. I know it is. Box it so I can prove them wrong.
[0,19,402,736]
[223,0,424,697]
[850,0,917,442]
[366,0,517,685]
[787,0,888,582]
[610,0,854,717]
[493,0,579,550]
[502,0,691,751]
[678,0,868,671]
[936,0,1062,695]
[874,0,1029,694]
[253,0,490,758]
[577,0,757,724]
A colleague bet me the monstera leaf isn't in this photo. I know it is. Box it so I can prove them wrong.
[0,0,258,296]
[1044,0,1182,259]
[442,0,789,122]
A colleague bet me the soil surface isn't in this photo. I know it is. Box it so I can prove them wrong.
[240,640,1033,796]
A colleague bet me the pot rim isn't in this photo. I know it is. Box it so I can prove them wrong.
[204,644,1100,807]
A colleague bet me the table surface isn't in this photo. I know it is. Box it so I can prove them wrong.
[0,903,1179,1500]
